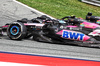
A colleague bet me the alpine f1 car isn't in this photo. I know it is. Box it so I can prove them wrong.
[1,15,100,48]
[86,12,100,24]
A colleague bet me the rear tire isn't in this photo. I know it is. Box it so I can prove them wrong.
[7,22,27,40]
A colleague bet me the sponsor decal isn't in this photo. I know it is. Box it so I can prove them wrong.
[96,20,100,24]
[24,23,44,26]
[58,20,66,23]
[62,30,84,41]
[85,24,93,27]
[89,29,100,36]
[80,23,85,27]
[80,23,94,28]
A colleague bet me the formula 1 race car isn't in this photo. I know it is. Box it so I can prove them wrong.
[61,13,100,38]
[86,12,100,24]
[61,15,100,33]
[1,15,100,48]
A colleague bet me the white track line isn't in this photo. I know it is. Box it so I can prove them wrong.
[13,0,55,19]
[0,62,44,66]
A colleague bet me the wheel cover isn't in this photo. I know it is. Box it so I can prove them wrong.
[10,26,19,35]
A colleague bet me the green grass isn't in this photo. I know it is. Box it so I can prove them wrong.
[17,0,100,19]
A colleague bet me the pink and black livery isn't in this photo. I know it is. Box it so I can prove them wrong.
[86,12,100,24]
[1,14,100,48]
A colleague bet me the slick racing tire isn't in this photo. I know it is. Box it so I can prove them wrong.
[7,22,27,40]
[0,27,3,36]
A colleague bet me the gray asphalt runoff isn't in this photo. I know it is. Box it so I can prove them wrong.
[0,0,100,61]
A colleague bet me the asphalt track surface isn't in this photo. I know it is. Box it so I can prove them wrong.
[0,0,100,61]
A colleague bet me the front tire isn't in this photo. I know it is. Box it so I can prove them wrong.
[7,22,27,40]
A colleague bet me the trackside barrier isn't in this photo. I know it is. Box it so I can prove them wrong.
[81,0,100,6]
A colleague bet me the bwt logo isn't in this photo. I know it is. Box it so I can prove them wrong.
[62,30,85,41]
